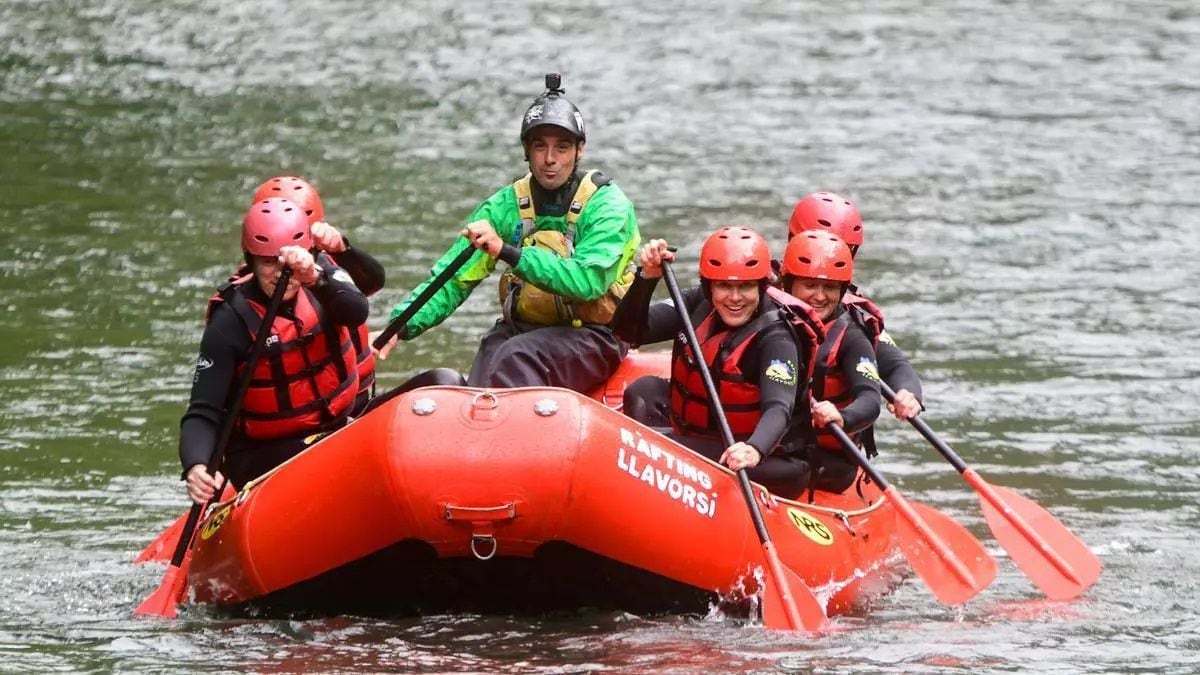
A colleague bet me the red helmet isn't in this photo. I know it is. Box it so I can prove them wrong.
[252,176,325,225]
[788,192,863,248]
[698,226,772,281]
[242,199,312,257]
[782,231,854,282]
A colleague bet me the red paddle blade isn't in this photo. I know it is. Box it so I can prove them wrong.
[894,496,997,605]
[762,564,826,633]
[135,513,188,564]
[978,483,1101,600]
[133,562,187,618]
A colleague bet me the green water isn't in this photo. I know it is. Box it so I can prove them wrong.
[2,0,1198,672]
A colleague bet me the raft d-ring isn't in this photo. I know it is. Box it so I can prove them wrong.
[470,534,498,561]
[600,390,624,411]
[471,391,500,410]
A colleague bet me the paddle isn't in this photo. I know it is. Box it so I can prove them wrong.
[879,381,1101,600]
[372,244,477,350]
[661,260,825,632]
[820,412,996,605]
[134,484,235,564]
[137,244,476,568]
[135,268,293,618]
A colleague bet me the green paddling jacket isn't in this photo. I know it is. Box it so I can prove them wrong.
[390,171,640,338]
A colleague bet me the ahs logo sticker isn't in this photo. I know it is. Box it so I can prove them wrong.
[856,357,880,383]
[194,355,213,382]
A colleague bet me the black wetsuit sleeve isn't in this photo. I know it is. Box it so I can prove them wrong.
[610,272,658,345]
[178,306,247,474]
[743,322,799,456]
[836,324,882,433]
[611,274,703,347]
[331,240,386,296]
[877,338,923,402]
[314,253,369,327]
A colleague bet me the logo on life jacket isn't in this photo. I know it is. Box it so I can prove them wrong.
[195,356,213,371]
[878,329,897,347]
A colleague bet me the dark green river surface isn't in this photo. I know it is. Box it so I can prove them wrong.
[2,1,1198,672]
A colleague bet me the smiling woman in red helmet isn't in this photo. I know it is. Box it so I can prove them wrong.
[787,191,923,423]
[178,198,369,506]
[609,227,824,498]
[776,230,882,493]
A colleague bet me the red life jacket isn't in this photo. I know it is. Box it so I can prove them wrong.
[218,262,376,404]
[347,322,376,401]
[668,293,821,441]
[842,289,884,347]
[811,308,879,456]
[764,286,825,384]
[211,278,360,440]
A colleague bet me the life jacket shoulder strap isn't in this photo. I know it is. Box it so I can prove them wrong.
[206,272,254,325]
[812,314,851,401]
[513,173,536,236]
[764,286,824,382]
[843,290,885,344]
[511,170,605,248]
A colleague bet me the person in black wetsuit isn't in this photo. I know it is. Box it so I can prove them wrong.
[775,231,882,493]
[787,191,923,421]
[610,227,819,498]
[180,198,370,505]
[249,175,463,414]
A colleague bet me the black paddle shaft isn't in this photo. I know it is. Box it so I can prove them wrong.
[372,244,477,350]
[824,418,895,492]
[167,267,293,568]
[661,261,774,544]
[878,381,969,474]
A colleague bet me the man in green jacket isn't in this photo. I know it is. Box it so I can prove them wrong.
[377,74,641,392]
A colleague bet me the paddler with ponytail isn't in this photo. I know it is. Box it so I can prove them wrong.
[777,230,882,493]
[375,73,640,392]
[610,227,824,498]
[179,199,368,505]
[787,192,923,421]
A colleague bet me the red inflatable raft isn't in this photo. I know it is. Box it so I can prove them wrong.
[182,353,903,617]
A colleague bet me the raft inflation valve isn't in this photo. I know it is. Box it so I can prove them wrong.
[411,398,437,415]
[533,398,559,416]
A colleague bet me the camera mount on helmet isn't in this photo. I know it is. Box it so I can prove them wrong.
[520,73,585,143]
